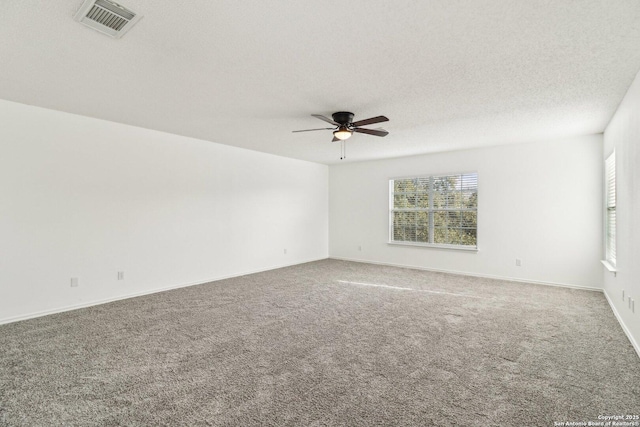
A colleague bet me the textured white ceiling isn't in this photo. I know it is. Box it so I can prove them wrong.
[1,1,639,164]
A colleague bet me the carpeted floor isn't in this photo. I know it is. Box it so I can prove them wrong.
[1,259,639,426]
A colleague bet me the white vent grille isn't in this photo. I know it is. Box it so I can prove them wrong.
[74,0,141,39]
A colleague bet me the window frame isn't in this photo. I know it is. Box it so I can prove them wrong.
[605,151,616,267]
[388,172,478,251]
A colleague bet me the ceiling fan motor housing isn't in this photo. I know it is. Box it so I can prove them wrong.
[332,112,354,126]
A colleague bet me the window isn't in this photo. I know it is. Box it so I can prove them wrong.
[605,152,616,266]
[389,173,478,248]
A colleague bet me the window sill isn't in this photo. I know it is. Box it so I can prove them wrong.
[387,241,478,252]
[601,260,617,276]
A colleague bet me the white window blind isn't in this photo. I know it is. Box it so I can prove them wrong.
[389,173,478,248]
[605,152,616,265]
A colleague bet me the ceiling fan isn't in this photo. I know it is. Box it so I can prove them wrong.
[292,111,389,142]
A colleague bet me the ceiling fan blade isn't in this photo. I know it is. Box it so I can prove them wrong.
[292,127,334,133]
[312,114,339,126]
[354,127,389,137]
[332,136,339,142]
[351,115,389,127]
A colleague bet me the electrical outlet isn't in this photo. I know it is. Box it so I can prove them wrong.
[117,271,124,280]
[284,248,287,255]
[629,297,632,309]
[632,299,635,313]
[623,290,625,301]
[515,259,522,267]
[70,278,79,287]
[358,245,362,251]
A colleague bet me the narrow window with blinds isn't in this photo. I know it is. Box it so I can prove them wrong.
[389,173,478,248]
[605,152,616,266]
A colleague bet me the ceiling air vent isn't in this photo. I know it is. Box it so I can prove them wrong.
[74,0,142,39]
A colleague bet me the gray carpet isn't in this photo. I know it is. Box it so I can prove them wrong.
[1,259,639,426]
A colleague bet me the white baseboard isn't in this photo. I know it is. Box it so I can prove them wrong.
[0,257,328,326]
[603,289,640,359]
[329,256,603,292]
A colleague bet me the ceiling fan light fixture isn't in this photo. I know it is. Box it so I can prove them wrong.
[334,127,352,140]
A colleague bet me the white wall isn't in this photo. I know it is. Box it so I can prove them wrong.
[603,70,640,353]
[329,135,603,289]
[0,100,328,323]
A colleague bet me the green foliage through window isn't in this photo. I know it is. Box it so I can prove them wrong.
[390,173,478,247]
